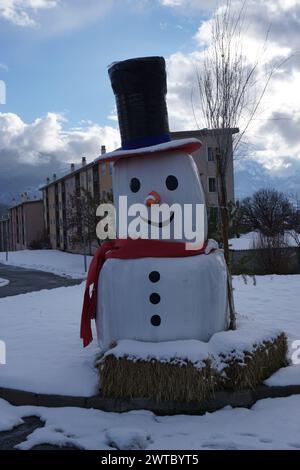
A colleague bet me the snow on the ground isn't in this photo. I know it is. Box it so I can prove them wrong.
[0,250,92,279]
[229,231,299,251]
[265,365,300,387]
[0,277,9,287]
[233,274,300,386]
[0,283,99,396]
[1,395,300,449]
[0,274,299,397]
[0,399,23,432]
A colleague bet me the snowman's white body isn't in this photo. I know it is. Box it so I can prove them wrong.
[95,150,229,349]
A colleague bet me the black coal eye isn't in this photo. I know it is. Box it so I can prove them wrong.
[166,175,178,191]
[130,177,141,193]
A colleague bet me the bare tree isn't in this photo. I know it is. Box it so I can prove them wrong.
[241,189,296,273]
[242,189,293,237]
[287,195,300,247]
[66,188,113,255]
[196,0,290,328]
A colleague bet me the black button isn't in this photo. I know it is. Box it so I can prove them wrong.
[149,293,160,304]
[130,177,141,193]
[166,175,178,191]
[149,271,160,283]
[151,315,161,326]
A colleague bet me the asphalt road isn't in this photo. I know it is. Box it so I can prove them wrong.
[0,263,83,298]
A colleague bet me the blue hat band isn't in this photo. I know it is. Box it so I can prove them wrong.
[122,133,171,151]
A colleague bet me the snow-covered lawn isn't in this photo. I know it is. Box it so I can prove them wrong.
[0,274,299,396]
[0,283,99,396]
[0,250,92,279]
[229,231,299,251]
[0,277,9,288]
[233,275,300,386]
[1,395,300,449]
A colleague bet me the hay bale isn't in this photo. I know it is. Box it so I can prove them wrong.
[100,356,217,403]
[219,332,288,390]
[98,332,288,404]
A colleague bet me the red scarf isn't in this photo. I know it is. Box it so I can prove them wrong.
[80,238,208,347]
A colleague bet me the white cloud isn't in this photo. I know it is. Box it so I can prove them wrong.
[0,0,57,27]
[164,0,300,181]
[160,0,217,9]
[0,111,120,201]
[0,111,120,163]
[0,62,8,71]
[160,0,185,5]
[0,0,115,33]
[166,51,203,130]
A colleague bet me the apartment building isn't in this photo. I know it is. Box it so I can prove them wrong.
[171,128,238,207]
[8,196,44,251]
[42,146,112,253]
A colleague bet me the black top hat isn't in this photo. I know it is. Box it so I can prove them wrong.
[108,56,171,151]
[95,56,201,163]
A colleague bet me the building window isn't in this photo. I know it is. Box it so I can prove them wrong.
[207,147,215,162]
[109,162,113,175]
[101,163,106,176]
[208,177,217,193]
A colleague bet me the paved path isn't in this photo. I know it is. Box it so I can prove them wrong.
[0,416,78,450]
[0,264,83,298]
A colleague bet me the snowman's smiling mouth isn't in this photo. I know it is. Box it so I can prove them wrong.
[140,211,175,228]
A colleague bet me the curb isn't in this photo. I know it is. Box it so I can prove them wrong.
[1,384,300,415]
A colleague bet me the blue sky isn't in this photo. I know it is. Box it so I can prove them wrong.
[0,0,299,202]
[0,1,204,127]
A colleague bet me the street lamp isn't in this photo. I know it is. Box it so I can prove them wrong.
[5,220,8,262]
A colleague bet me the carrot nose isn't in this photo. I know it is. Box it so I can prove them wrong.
[145,191,161,207]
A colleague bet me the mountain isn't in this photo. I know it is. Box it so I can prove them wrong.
[234,159,300,200]
[0,157,299,205]
[0,202,8,218]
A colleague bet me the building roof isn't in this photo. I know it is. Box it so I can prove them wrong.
[171,128,239,138]
[9,199,43,211]
[39,161,95,190]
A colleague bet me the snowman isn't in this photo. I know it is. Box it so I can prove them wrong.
[80,56,229,349]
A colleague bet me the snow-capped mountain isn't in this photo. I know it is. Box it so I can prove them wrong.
[234,159,300,200]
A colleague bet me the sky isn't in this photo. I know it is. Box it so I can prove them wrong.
[0,0,300,203]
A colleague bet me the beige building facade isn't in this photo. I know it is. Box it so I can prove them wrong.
[8,198,44,251]
[171,128,237,208]
[42,147,112,254]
